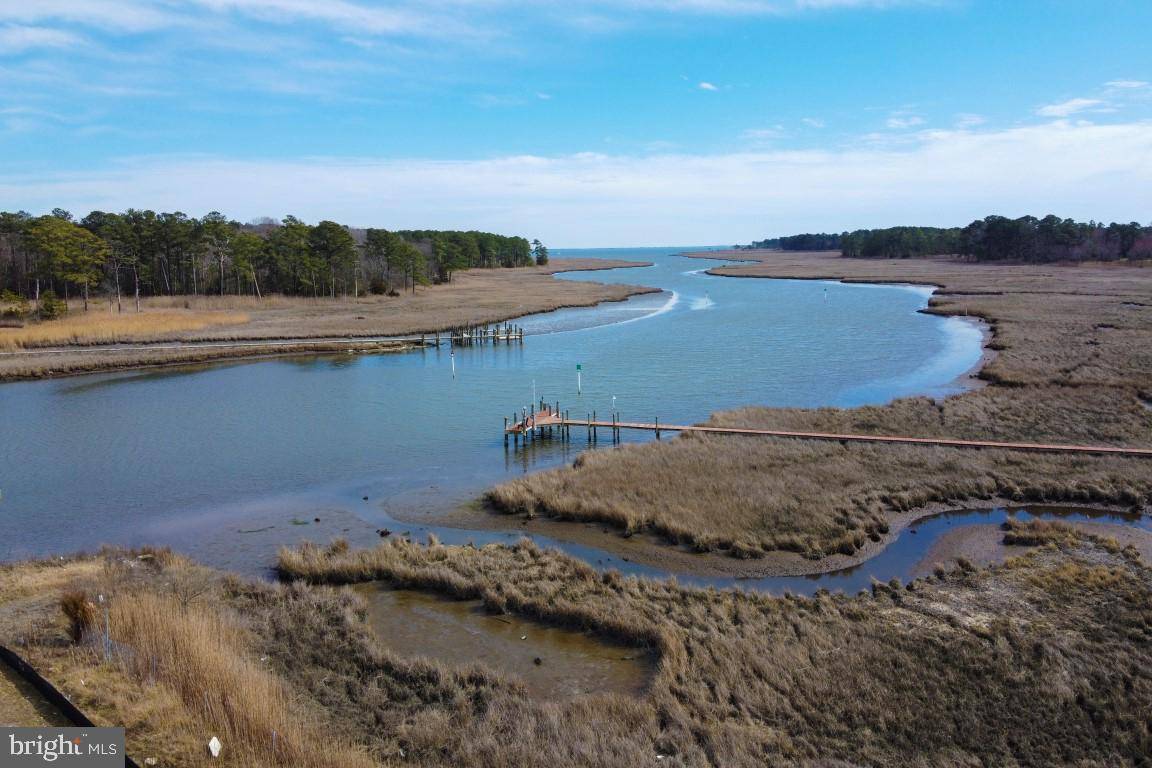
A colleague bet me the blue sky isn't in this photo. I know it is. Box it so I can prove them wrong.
[1,0,1150,246]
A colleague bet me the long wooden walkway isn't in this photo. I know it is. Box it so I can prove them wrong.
[505,405,1152,457]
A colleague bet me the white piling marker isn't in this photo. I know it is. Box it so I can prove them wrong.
[576,363,582,395]
[450,349,456,378]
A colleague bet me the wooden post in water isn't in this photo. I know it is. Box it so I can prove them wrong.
[655,416,660,440]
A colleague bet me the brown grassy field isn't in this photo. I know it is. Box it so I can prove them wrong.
[0,259,655,380]
[0,310,249,350]
[0,339,421,381]
[488,252,1152,560]
[4,528,1150,767]
[277,530,1152,767]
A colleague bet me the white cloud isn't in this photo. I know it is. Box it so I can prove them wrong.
[536,92,553,100]
[1105,80,1149,90]
[885,114,924,129]
[8,120,1151,247]
[954,113,985,128]
[698,81,718,91]
[0,0,923,45]
[801,117,825,128]
[0,1,174,32]
[185,0,445,36]
[1036,98,1105,118]
[580,0,935,14]
[0,24,81,53]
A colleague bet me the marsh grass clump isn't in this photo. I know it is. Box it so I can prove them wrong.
[1001,518,1081,547]
[59,589,95,642]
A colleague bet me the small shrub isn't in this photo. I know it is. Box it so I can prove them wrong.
[60,589,96,642]
[1,290,30,319]
[37,290,67,320]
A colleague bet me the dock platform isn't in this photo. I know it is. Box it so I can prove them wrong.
[505,402,1152,457]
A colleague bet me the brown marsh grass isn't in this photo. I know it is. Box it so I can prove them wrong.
[489,252,1152,559]
[0,310,249,350]
[0,550,374,767]
[277,533,1152,767]
[489,436,1152,558]
[5,537,1151,766]
[0,338,416,381]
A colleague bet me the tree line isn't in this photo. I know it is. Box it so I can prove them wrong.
[745,214,1152,262]
[741,233,842,251]
[840,227,961,259]
[0,208,547,312]
[955,215,1150,263]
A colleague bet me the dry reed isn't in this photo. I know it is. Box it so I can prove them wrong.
[6,538,1152,766]
[0,310,249,350]
[276,534,1152,767]
[103,590,373,767]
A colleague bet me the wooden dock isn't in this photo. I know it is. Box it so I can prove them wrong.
[505,403,1152,457]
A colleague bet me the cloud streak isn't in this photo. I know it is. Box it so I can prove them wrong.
[6,119,1150,246]
[1036,97,1106,118]
[0,24,82,53]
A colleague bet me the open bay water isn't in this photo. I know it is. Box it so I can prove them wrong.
[0,248,989,571]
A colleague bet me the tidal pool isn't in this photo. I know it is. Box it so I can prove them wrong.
[353,584,653,700]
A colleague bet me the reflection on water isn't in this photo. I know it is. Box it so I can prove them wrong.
[0,248,986,563]
[353,584,653,700]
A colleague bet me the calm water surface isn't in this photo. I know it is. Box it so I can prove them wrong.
[1,248,985,567]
